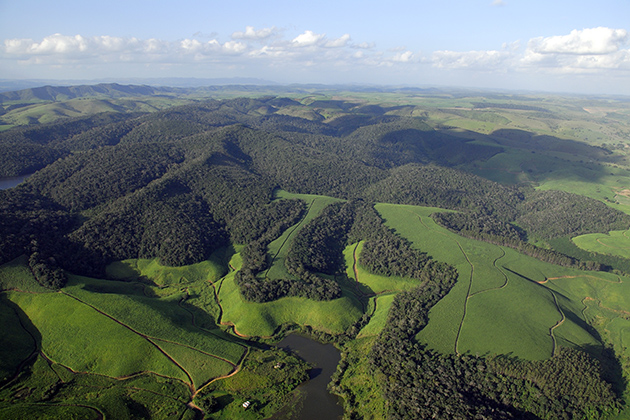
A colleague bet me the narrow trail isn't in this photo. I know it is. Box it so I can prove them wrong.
[9,402,105,420]
[263,198,317,279]
[352,242,361,293]
[62,290,237,367]
[453,240,474,356]
[413,213,474,356]
[193,347,250,397]
[549,290,566,357]
[582,296,630,319]
[208,274,272,339]
[468,247,509,298]
[60,291,196,391]
[177,286,248,351]
[595,237,630,250]
[539,274,622,284]
[350,242,373,313]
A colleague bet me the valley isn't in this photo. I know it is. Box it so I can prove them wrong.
[1,84,630,419]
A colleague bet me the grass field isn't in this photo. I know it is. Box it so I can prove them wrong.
[374,202,605,360]
[265,190,344,280]
[0,255,50,293]
[2,254,247,392]
[6,290,190,381]
[219,258,363,337]
[573,229,630,259]
[356,294,396,339]
[0,294,37,382]
[63,275,245,365]
[343,242,420,296]
[106,247,230,286]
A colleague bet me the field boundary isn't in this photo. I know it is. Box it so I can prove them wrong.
[414,213,474,355]
[549,290,566,357]
[263,198,317,279]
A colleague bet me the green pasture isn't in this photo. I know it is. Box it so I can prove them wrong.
[63,275,245,364]
[357,294,396,338]
[337,336,387,419]
[1,256,246,389]
[0,404,102,420]
[265,191,344,280]
[155,339,235,388]
[106,248,229,286]
[219,268,363,337]
[573,229,630,259]
[6,291,189,381]
[0,255,50,293]
[343,242,420,295]
[374,202,602,360]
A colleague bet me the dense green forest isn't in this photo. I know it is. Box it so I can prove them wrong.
[2,87,630,419]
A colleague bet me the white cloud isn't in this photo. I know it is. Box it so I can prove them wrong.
[324,34,351,48]
[3,26,629,94]
[432,49,511,69]
[528,27,628,55]
[392,50,414,62]
[522,27,630,74]
[292,30,325,47]
[492,0,505,6]
[232,26,277,40]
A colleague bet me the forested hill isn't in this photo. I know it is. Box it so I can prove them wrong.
[1,94,628,288]
[0,83,179,103]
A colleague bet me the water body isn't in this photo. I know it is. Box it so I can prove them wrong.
[0,174,31,190]
[270,334,344,420]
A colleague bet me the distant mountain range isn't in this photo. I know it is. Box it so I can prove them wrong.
[0,83,183,103]
[0,78,278,94]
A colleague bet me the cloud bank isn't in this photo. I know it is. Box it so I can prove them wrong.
[1,26,629,92]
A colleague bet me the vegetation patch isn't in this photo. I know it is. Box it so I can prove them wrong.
[573,230,630,260]
[106,250,228,286]
[6,291,189,381]
[219,273,363,337]
[194,347,309,420]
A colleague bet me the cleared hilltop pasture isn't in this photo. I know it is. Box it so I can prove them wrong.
[374,202,614,361]
[1,257,246,391]
[573,229,630,260]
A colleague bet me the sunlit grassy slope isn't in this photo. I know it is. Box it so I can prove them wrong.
[218,265,363,337]
[374,202,611,361]
[573,229,630,259]
[2,255,246,389]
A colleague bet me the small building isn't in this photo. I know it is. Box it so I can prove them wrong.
[242,401,251,409]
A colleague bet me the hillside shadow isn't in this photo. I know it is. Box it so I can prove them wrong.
[581,343,627,400]
[1,294,42,384]
[436,127,625,186]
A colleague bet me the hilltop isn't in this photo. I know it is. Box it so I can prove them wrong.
[2,86,630,419]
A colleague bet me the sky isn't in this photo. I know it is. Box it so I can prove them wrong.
[1,0,629,95]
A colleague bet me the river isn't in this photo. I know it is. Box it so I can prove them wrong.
[269,334,344,420]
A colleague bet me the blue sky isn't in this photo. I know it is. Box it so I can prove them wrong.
[1,0,629,94]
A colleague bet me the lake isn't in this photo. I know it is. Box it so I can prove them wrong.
[0,174,31,190]
[270,334,344,420]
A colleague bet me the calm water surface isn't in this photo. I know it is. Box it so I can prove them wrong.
[269,334,344,420]
[0,174,31,189]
